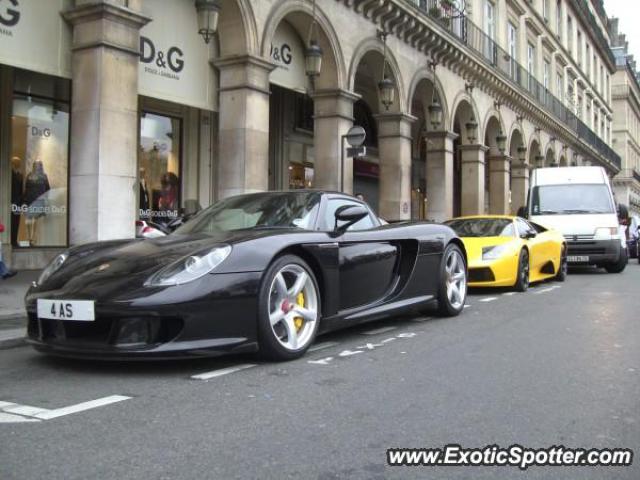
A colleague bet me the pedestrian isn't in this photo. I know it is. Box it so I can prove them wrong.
[0,223,17,279]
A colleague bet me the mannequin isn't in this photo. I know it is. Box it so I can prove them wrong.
[10,156,23,247]
[139,167,150,212]
[23,160,50,246]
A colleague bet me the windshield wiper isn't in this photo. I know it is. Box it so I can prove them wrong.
[560,209,593,214]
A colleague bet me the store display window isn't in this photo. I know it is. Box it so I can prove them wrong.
[288,162,313,189]
[139,112,182,224]
[10,70,70,248]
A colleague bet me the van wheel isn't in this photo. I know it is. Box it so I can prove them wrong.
[605,250,628,274]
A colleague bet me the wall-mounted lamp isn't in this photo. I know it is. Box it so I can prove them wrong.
[428,61,443,130]
[195,0,221,44]
[496,131,507,154]
[466,113,478,143]
[377,30,395,110]
[304,0,323,86]
[517,146,527,163]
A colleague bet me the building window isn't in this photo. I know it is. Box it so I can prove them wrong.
[294,93,314,132]
[567,16,573,54]
[10,70,70,248]
[139,112,182,224]
[557,73,563,103]
[577,30,582,65]
[592,54,596,85]
[600,66,604,95]
[543,60,550,90]
[577,95,583,119]
[556,0,562,37]
[527,43,536,90]
[508,22,518,80]
[543,0,549,21]
[484,1,496,63]
[585,44,590,80]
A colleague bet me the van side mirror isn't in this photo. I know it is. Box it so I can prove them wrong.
[517,206,528,219]
[334,205,369,232]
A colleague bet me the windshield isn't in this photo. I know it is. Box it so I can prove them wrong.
[174,192,321,235]
[445,218,515,238]
[531,184,614,215]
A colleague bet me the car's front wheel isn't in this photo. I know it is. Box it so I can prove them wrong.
[555,245,568,282]
[437,243,467,317]
[514,249,530,292]
[605,249,628,274]
[257,255,320,360]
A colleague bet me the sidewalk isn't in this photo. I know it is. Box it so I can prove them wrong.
[0,270,38,349]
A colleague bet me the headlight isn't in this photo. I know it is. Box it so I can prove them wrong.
[146,245,232,286]
[38,253,68,285]
[594,227,619,239]
[482,244,511,260]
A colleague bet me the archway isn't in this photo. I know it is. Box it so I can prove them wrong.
[545,147,556,167]
[408,73,448,220]
[351,43,404,215]
[528,138,541,173]
[559,154,568,166]
[484,114,507,214]
[261,6,343,192]
[451,97,482,216]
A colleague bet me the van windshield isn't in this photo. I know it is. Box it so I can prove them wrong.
[531,184,614,215]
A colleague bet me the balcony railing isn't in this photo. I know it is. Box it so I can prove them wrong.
[406,0,621,170]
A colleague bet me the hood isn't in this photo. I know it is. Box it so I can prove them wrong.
[40,228,297,295]
[460,236,515,262]
[530,213,617,236]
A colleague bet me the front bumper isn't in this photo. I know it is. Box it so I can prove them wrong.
[25,271,262,360]
[566,238,621,265]
[467,255,518,288]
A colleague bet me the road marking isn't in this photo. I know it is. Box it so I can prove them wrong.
[0,412,40,423]
[34,395,131,420]
[361,326,397,335]
[411,317,432,322]
[309,341,339,352]
[534,286,561,294]
[503,292,517,296]
[479,297,498,303]
[0,395,131,423]
[191,364,257,380]
[464,304,471,308]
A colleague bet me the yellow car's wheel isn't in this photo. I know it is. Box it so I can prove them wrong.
[514,249,529,292]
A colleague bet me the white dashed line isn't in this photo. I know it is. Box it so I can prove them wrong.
[534,286,561,294]
[0,395,131,423]
[411,317,432,322]
[309,341,339,352]
[361,326,398,335]
[503,292,517,296]
[191,364,257,380]
[464,304,471,308]
[34,395,131,420]
[479,297,498,303]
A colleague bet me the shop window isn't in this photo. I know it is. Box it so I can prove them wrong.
[294,93,314,132]
[288,162,313,189]
[139,113,182,224]
[10,70,70,248]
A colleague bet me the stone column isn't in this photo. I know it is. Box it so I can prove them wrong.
[213,54,275,199]
[488,154,512,214]
[511,161,529,214]
[312,89,360,193]
[425,131,458,222]
[459,144,489,216]
[376,113,417,221]
[64,1,150,244]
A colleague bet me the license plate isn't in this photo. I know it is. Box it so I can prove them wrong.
[37,299,95,321]
[567,255,589,263]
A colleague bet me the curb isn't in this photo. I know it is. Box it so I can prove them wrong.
[0,328,27,350]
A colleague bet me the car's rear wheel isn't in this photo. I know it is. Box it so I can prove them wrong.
[437,244,467,317]
[257,255,320,360]
[514,249,530,292]
[555,245,568,282]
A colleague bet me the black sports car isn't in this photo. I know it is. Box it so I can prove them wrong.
[26,191,468,360]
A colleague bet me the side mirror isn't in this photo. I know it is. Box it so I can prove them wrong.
[334,205,369,232]
[517,206,528,219]
[521,231,537,240]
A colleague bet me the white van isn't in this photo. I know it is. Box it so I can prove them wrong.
[520,166,627,273]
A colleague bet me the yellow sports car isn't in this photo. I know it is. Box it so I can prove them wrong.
[444,216,567,291]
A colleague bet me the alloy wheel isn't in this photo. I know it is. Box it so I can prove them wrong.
[268,264,319,351]
[445,249,467,310]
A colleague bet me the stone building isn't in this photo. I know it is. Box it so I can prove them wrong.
[0,0,620,268]
[609,18,640,216]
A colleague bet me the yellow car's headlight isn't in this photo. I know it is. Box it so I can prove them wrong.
[482,244,511,260]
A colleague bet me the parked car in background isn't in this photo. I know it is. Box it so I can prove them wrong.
[445,216,566,292]
[518,166,627,273]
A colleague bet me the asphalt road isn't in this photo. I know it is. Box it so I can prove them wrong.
[1,264,639,480]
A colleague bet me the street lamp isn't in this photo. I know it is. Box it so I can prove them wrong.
[428,61,443,129]
[465,113,478,143]
[378,30,395,110]
[517,146,527,164]
[195,0,220,44]
[496,131,507,154]
[304,0,323,84]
